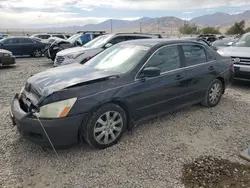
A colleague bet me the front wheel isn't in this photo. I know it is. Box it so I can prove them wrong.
[82,104,127,149]
[201,79,223,107]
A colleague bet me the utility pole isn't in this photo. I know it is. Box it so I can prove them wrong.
[110,19,113,33]
[158,19,160,33]
[140,22,142,33]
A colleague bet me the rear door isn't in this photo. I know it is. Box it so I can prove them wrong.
[18,38,35,55]
[181,44,216,102]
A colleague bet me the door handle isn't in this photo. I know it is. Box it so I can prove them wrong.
[176,74,184,80]
[208,66,215,71]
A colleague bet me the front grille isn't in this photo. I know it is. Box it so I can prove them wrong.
[231,56,250,65]
[56,56,65,64]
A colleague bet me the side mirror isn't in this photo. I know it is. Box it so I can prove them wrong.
[104,43,113,48]
[228,42,233,46]
[140,67,161,78]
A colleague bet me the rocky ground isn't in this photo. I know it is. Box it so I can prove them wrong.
[0,57,250,188]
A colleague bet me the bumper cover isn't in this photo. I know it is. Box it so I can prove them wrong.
[10,94,87,148]
[0,56,16,65]
[234,64,250,81]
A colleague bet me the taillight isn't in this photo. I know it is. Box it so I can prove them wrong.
[231,63,234,72]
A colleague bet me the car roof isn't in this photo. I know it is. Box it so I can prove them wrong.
[122,39,208,47]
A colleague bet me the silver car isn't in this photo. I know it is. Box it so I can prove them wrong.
[54,33,162,67]
[217,33,250,81]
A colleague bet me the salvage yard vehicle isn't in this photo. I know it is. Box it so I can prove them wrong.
[45,31,105,61]
[0,34,9,39]
[30,33,69,43]
[218,32,250,81]
[0,49,15,66]
[0,37,47,57]
[54,33,162,67]
[10,39,232,149]
[211,38,237,51]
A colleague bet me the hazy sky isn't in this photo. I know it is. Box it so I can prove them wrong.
[0,0,250,28]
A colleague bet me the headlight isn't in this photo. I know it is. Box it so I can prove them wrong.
[3,53,10,57]
[38,98,77,118]
[65,52,84,59]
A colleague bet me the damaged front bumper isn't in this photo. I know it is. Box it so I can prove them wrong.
[10,94,87,148]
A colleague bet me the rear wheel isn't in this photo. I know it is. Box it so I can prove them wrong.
[32,49,42,57]
[201,79,223,107]
[82,104,127,149]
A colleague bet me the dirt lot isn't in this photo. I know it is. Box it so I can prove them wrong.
[1,57,250,188]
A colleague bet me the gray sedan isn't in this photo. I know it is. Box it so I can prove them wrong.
[0,49,15,66]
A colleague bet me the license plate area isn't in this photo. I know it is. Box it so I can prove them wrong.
[239,66,250,72]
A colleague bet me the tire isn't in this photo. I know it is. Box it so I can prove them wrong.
[51,53,56,61]
[82,104,127,149]
[201,79,223,107]
[32,49,42,57]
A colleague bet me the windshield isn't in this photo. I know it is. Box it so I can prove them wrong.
[84,43,150,74]
[67,34,81,43]
[233,33,250,47]
[83,34,113,48]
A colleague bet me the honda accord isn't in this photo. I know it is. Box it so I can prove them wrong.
[10,39,233,149]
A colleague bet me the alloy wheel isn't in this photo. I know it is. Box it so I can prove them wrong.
[34,50,41,57]
[94,111,123,145]
[209,83,221,104]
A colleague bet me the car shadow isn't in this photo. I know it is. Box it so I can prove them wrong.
[231,80,250,89]
[0,65,16,69]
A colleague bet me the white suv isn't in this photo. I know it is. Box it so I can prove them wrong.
[54,33,162,67]
[30,33,69,43]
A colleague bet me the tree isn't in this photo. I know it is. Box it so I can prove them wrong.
[200,27,221,34]
[179,23,199,35]
[226,20,245,35]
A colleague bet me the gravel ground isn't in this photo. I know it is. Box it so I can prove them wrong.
[0,57,250,188]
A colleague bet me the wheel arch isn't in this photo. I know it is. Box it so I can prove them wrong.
[78,99,133,143]
[216,76,225,94]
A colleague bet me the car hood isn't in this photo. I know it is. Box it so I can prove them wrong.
[57,46,100,56]
[217,46,250,57]
[26,63,119,96]
[0,49,11,53]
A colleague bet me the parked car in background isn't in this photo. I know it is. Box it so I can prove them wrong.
[0,49,15,66]
[211,38,237,51]
[10,39,232,149]
[0,37,47,57]
[217,32,250,81]
[30,33,69,43]
[0,34,9,39]
[198,34,218,44]
[54,33,162,67]
[45,31,105,61]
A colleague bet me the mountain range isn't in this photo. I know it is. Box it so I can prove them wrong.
[4,10,250,34]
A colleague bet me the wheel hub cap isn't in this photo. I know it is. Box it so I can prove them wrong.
[94,111,123,145]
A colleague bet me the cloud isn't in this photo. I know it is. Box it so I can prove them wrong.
[1,0,250,28]
[0,10,109,28]
[121,17,142,21]
[182,12,194,14]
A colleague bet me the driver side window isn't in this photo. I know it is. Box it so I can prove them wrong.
[145,45,181,73]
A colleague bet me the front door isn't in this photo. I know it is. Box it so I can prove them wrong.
[127,45,188,121]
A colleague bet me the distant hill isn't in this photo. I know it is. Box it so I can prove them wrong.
[190,10,250,27]
[40,16,186,34]
[3,10,250,35]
